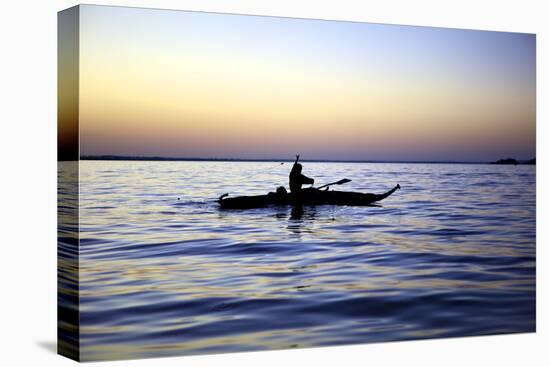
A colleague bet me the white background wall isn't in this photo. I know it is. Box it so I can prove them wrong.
[0,1,547,366]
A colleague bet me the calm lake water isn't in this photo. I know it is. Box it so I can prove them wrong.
[69,161,535,361]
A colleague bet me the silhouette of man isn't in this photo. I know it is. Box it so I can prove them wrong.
[289,155,314,194]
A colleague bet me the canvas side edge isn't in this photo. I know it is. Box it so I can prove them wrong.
[57,5,81,362]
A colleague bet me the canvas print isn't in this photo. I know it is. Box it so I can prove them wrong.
[58,5,536,362]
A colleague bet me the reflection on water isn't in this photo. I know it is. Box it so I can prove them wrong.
[74,161,535,361]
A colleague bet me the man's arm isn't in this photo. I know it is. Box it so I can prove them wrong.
[300,174,314,185]
[294,154,300,164]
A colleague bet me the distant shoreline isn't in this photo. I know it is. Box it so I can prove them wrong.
[78,155,535,165]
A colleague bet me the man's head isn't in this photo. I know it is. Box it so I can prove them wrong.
[293,163,302,173]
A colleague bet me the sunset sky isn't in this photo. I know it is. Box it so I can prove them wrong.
[76,5,536,161]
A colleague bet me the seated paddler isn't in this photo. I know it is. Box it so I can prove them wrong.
[289,154,314,194]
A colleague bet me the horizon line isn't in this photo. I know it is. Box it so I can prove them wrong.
[78,155,536,165]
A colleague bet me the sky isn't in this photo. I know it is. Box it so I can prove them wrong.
[75,5,536,161]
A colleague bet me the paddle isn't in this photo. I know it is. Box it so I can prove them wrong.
[315,178,351,190]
